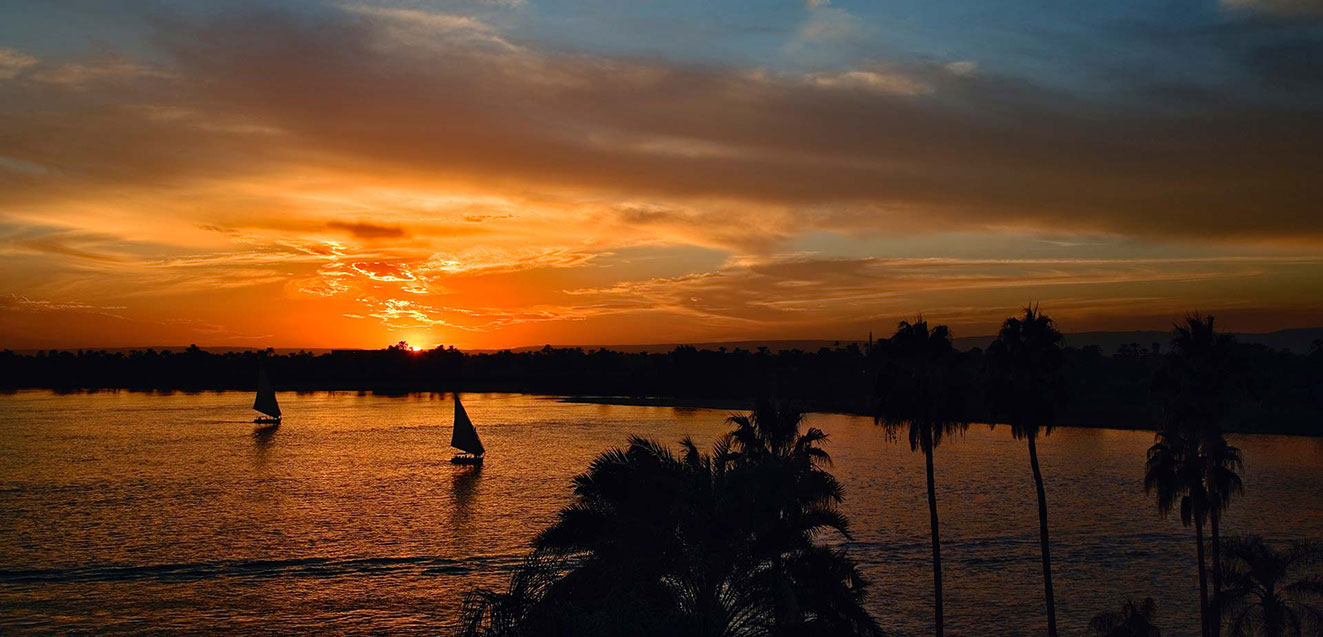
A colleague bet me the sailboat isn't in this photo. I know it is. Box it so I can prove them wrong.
[253,368,282,429]
[449,394,484,465]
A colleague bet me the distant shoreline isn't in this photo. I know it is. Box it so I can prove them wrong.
[4,342,1320,436]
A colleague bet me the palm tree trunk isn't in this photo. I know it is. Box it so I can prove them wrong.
[1210,509,1221,636]
[1027,435,1058,637]
[1195,513,1210,637]
[1263,584,1280,637]
[924,438,944,637]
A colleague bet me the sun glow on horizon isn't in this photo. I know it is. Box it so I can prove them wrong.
[1,1,1322,350]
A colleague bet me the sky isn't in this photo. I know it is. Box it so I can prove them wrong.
[1,0,1321,350]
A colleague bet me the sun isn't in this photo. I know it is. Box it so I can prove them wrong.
[410,345,423,352]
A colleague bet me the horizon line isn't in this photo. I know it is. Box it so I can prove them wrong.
[9,325,1323,354]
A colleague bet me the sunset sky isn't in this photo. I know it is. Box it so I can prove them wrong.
[1,0,1321,350]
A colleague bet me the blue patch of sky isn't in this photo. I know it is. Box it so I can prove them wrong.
[3,0,1316,107]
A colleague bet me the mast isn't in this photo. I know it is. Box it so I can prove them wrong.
[253,368,281,419]
[450,394,484,455]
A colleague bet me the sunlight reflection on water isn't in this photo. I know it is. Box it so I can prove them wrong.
[1,391,1320,635]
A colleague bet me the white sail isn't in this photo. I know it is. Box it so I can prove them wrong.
[253,369,281,418]
[450,395,483,455]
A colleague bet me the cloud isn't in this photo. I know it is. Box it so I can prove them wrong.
[0,48,37,79]
[1,294,125,315]
[793,7,864,45]
[1221,0,1323,16]
[420,246,601,276]
[804,69,932,95]
[562,254,1323,334]
[350,261,417,282]
[339,4,517,50]
[1,227,131,263]
[0,156,50,176]
[944,61,977,77]
[355,296,609,332]
[31,57,173,88]
[464,213,513,223]
[87,6,1313,243]
[327,220,408,239]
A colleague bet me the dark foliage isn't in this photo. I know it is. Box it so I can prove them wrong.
[1089,597,1162,637]
[1213,536,1323,637]
[459,401,881,636]
[1,331,1320,434]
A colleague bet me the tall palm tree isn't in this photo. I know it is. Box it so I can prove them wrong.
[1213,535,1323,636]
[1157,313,1245,635]
[1165,315,1236,433]
[986,306,1065,637]
[1145,425,1212,637]
[872,318,969,637]
[1089,597,1162,637]
[1205,434,1245,631]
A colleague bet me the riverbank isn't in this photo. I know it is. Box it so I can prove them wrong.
[5,343,1320,438]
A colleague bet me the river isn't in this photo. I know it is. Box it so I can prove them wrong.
[1,391,1320,635]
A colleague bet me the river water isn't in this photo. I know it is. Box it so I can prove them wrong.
[1,391,1320,635]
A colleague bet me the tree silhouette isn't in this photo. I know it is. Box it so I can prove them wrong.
[459,404,881,636]
[872,318,969,637]
[1145,425,1212,636]
[1089,597,1162,637]
[1204,434,1245,632]
[1152,314,1246,636]
[1212,536,1323,637]
[987,306,1065,636]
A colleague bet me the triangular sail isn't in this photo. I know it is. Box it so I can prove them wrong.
[451,395,484,455]
[253,368,281,418]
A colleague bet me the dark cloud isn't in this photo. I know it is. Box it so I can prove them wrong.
[2,4,1322,245]
[159,8,1323,240]
[327,221,408,239]
[1246,37,1323,92]
[1221,0,1323,17]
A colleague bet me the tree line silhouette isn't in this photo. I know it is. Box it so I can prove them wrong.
[2,319,1322,435]
[455,310,1320,635]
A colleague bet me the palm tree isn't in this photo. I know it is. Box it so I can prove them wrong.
[1156,313,1245,635]
[986,306,1065,637]
[1145,425,1212,637]
[460,409,881,636]
[723,399,859,633]
[872,317,969,637]
[1213,535,1323,636]
[1204,434,1245,631]
[1164,315,1236,434]
[1089,597,1162,637]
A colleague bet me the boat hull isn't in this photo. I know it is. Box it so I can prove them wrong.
[449,454,484,465]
